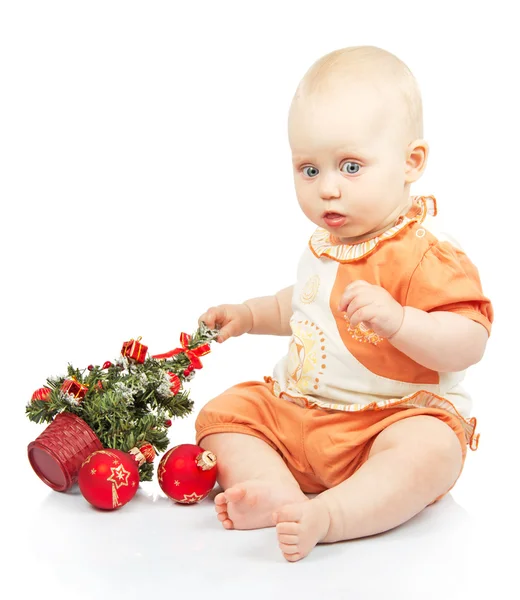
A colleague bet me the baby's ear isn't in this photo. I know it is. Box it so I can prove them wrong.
[404,139,429,183]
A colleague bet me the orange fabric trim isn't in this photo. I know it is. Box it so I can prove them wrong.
[266,376,479,450]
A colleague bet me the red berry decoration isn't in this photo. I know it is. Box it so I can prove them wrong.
[158,444,217,504]
[31,387,51,402]
[78,449,139,510]
[102,361,112,369]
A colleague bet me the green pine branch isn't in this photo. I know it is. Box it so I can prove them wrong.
[25,322,219,481]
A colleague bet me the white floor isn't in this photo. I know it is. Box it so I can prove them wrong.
[8,408,517,600]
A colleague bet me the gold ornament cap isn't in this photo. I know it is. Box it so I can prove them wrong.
[196,450,217,471]
[129,446,146,467]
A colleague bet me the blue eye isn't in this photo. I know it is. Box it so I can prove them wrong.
[342,161,360,174]
[301,161,361,178]
[302,166,319,178]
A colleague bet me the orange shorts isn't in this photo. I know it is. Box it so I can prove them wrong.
[195,379,468,500]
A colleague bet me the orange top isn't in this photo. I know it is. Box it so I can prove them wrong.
[270,195,494,450]
[318,196,493,384]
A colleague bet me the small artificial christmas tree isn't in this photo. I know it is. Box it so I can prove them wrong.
[26,322,218,484]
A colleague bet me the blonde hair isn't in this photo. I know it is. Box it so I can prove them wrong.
[291,46,423,142]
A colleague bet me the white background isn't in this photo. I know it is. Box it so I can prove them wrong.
[1,1,518,598]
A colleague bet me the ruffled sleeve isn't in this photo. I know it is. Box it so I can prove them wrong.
[405,241,493,335]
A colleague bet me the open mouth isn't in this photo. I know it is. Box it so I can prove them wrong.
[323,212,347,227]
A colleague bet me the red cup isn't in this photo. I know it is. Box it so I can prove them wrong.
[28,412,103,492]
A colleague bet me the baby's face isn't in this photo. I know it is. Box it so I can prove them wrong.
[289,85,415,243]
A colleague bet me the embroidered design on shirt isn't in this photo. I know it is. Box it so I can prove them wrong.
[342,313,383,346]
[300,274,320,304]
[286,319,327,394]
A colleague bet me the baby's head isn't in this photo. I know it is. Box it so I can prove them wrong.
[288,46,428,243]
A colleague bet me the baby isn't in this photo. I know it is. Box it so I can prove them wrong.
[195,45,493,562]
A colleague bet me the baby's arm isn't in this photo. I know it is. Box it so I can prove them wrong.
[389,308,488,372]
[244,285,293,336]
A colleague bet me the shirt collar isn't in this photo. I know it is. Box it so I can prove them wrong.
[309,195,437,263]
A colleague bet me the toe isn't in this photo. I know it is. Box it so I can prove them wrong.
[273,502,304,524]
[283,551,303,563]
[277,533,299,545]
[215,502,227,514]
[222,518,234,529]
[225,486,247,503]
[214,492,227,506]
[278,542,299,554]
[275,521,300,536]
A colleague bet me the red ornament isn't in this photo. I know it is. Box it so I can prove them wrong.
[164,419,172,428]
[158,444,217,504]
[102,361,112,369]
[78,449,139,510]
[61,378,89,401]
[121,337,148,363]
[27,412,103,491]
[128,442,156,466]
[88,365,94,371]
[31,387,51,402]
[167,372,181,395]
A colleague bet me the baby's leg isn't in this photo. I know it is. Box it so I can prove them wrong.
[200,432,308,530]
[274,415,464,561]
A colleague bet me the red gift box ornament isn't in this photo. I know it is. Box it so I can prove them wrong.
[152,332,211,369]
[61,377,89,401]
[121,336,148,364]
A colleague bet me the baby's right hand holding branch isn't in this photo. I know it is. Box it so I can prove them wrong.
[198,304,253,343]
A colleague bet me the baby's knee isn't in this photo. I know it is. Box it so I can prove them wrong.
[408,417,464,487]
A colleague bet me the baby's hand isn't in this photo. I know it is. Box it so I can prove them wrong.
[198,304,253,343]
[338,280,404,339]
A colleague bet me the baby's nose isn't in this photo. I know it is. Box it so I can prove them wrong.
[319,178,341,200]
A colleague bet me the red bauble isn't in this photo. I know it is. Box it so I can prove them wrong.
[158,444,217,504]
[128,442,156,466]
[31,387,51,402]
[78,449,139,510]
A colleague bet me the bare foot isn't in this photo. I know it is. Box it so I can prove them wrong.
[273,498,331,562]
[214,479,308,530]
